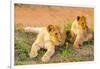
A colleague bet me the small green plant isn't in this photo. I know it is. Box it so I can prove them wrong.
[64,20,73,30]
[62,49,73,56]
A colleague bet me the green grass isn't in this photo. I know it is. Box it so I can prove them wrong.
[15,21,94,65]
[62,49,73,56]
[14,27,73,65]
[15,28,37,64]
[64,20,73,30]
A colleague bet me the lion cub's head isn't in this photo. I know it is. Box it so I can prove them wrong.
[47,24,63,46]
[77,16,88,29]
[76,15,93,41]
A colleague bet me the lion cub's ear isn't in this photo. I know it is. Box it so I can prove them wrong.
[47,24,55,32]
[82,16,86,21]
[77,16,80,21]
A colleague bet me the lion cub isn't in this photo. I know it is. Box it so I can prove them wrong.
[70,16,93,48]
[24,24,66,62]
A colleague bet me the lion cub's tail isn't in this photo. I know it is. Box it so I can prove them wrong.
[24,27,42,33]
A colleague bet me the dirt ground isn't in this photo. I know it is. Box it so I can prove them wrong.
[15,30,94,65]
[14,4,94,65]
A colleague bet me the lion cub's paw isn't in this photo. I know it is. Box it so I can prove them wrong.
[29,52,37,58]
[73,44,80,49]
[42,56,50,62]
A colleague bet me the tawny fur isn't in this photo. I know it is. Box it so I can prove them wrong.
[71,16,93,48]
[24,25,66,62]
